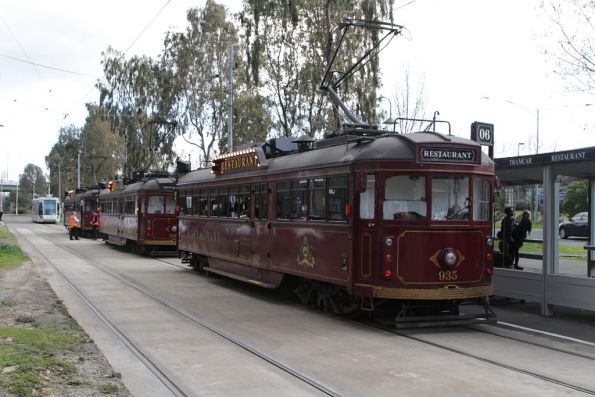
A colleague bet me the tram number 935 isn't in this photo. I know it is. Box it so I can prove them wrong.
[438,270,458,281]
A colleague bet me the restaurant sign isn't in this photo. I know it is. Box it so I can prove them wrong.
[419,146,477,164]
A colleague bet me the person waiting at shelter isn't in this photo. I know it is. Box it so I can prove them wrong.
[511,211,532,270]
[499,207,515,267]
[68,211,80,240]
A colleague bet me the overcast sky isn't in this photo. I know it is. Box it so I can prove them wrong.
[0,0,593,182]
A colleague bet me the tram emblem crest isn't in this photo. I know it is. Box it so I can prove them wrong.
[297,236,316,269]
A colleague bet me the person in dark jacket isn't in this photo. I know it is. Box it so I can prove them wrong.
[511,211,532,270]
[500,207,515,267]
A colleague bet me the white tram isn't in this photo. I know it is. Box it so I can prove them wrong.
[32,197,61,224]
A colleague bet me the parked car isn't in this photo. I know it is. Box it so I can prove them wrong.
[559,212,589,239]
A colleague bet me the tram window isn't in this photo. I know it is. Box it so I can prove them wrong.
[219,187,231,217]
[236,185,250,218]
[148,196,164,214]
[124,197,136,214]
[198,189,208,216]
[276,181,290,220]
[431,175,470,221]
[164,195,176,214]
[209,187,218,216]
[384,175,427,220]
[228,186,239,218]
[359,174,375,220]
[328,176,347,221]
[254,184,268,220]
[84,200,94,211]
[291,180,307,220]
[179,191,190,215]
[309,178,326,220]
[473,176,490,221]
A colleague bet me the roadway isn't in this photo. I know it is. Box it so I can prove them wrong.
[8,215,595,397]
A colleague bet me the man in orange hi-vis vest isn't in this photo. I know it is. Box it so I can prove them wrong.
[68,211,80,240]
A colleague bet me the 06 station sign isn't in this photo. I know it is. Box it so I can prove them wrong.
[471,121,494,147]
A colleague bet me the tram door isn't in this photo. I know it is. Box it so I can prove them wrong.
[356,174,377,281]
[252,183,270,267]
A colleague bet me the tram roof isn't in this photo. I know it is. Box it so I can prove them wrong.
[179,131,492,185]
[98,177,176,197]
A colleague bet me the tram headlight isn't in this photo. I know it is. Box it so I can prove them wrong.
[171,225,177,233]
[442,248,458,267]
[486,237,494,246]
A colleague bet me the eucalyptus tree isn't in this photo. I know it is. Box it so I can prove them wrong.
[45,124,82,194]
[16,164,47,212]
[163,0,239,163]
[99,48,179,176]
[79,104,126,185]
[239,0,395,138]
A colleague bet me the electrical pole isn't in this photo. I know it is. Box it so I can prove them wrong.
[227,42,234,153]
[77,151,81,188]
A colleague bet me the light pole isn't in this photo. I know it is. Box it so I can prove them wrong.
[77,151,81,188]
[517,142,525,156]
[227,42,234,153]
[378,95,395,130]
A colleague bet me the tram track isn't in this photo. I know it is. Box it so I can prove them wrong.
[15,223,595,395]
[157,253,595,395]
[16,227,342,397]
[159,254,595,395]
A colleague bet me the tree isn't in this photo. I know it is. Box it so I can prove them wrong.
[239,0,395,138]
[45,125,82,195]
[561,179,588,216]
[99,48,180,175]
[163,1,238,163]
[542,0,595,93]
[390,67,427,133]
[14,164,47,213]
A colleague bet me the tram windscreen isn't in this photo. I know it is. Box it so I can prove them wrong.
[431,176,469,221]
[43,200,57,215]
[383,175,427,220]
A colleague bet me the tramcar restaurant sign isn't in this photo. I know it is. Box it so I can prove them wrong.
[418,146,477,164]
[495,147,595,168]
[211,147,268,175]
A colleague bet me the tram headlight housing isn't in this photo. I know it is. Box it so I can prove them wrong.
[442,248,458,268]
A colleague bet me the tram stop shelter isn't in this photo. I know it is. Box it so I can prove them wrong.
[494,146,595,316]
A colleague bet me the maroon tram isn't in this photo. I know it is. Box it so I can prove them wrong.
[98,173,177,255]
[63,187,102,237]
[176,131,496,324]
[176,19,495,325]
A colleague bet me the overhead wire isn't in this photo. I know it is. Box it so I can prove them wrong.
[64,0,173,121]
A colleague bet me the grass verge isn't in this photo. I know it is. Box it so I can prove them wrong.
[0,227,28,269]
[0,326,80,396]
